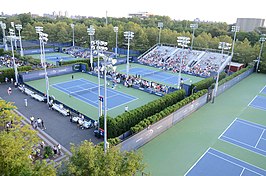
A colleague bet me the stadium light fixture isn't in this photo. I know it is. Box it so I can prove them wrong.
[0,21,8,51]
[8,28,18,84]
[158,22,163,45]
[113,26,118,58]
[190,23,198,50]
[99,53,117,153]
[256,34,266,73]
[212,42,231,103]
[10,22,17,50]
[91,40,108,134]
[70,23,75,47]
[87,25,95,69]
[15,24,24,56]
[124,31,134,77]
[228,26,240,74]
[35,26,50,104]
[177,36,190,89]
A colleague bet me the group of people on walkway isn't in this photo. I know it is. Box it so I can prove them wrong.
[30,116,46,130]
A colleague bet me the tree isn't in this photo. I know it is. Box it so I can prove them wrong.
[0,100,57,176]
[64,140,145,176]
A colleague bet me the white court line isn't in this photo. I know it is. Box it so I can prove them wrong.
[255,129,265,148]
[184,148,211,176]
[208,151,264,176]
[107,97,139,111]
[239,168,245,176]
[249,104,266,112]
[237,119,266,131]
[211,148,266,172]
[259,85,266,94]
[222,135,266,152]
[248,95,258,107]
[218,118,238,139]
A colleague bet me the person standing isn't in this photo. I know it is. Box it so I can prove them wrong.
[7,87,12,95]
[57,144,61,155]
[24,98,28,107]
[30,116,34,125]
[53,145,57,155]
[41,119,46,130]
[125,105,129,112]
[37,118,42,128]
[71,74,74,79]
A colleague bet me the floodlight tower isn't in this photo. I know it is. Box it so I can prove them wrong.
[113,26,118,58]
[228,25,240,74]
[177,36,190,89]
[15,24,24,56]
[10,22,17,50]
[35,26,50,104]
[0,22,8,51]
[87,25,95,69]
[70,23,75,47]
[256,34,266,73]
[124,31,134,77]
[158,22,163,45]
[212,42,231,103]
[8,28,18,83]
[91,40,108,133]
[190,23,198,50]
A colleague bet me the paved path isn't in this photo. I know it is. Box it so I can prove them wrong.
[0,83,102,151]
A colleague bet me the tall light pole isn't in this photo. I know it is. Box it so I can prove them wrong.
[190,23,198,50]
[15,24,24,56]
[177,36,190,89]
[228,25,240,74]
[99,53,117,153]
[256,34,265,73]
[8,29,18,84]
[36,26,50,104]
[0,22,8,51]
[10,22,17,50]
[91,40,108,134]
[212,42,231,103]
[158,22,163,45]
[70,23,75,47]
[124,31,134,78]
[113,26,118,58]
[87,25,95,69]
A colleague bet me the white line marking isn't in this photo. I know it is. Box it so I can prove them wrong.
[248,95,258,106]
[218,118,237,139]
[259,85,266,94]
[255,129,265,148]
[184,148,211,176]
[240,168,245,176]
[157,125,162,129]
[237,119,266,131]
[136,138,142,143]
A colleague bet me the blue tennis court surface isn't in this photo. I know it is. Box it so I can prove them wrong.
[185,148,266,176]
[121,67,189,85]
[52,78,137,109]
[219,118,266,156]
[45,55,76,62]
[260,86,266,95]
[249,95,266,111]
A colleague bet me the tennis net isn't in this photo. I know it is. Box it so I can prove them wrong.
[69,85,103,96]
[141,70,164,77]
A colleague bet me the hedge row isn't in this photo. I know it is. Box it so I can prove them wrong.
[101,89,186,138]
[59,58,101,67]
[190,72,226,92]
[218,65,253,86]
[130,89,208,133]
[0,66,32,83]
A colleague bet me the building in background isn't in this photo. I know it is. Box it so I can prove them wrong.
[236,18,265,32]
[128,12,153,19]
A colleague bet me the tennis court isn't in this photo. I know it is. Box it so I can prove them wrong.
[28,52,79,64]
[219,118,266,156]
[249,95,266,111]
[26,72,159,120]
[116,63,203,87]
[140,74,266,175]
[121,67,189,85]
[52,78,137,109]
[185,148,266,176]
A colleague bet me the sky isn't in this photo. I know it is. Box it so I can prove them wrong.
[1,0,266,24]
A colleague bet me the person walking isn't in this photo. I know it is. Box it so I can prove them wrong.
[34,121,38,129]
[125,105,129,112]
[53,145,57,155]
[7,87,12,95]
[24,98,28,107]
[37,118,42,128]
[41,119,46,130]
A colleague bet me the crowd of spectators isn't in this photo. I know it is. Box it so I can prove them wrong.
[93,66,173,95]
[138,46,228,78]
